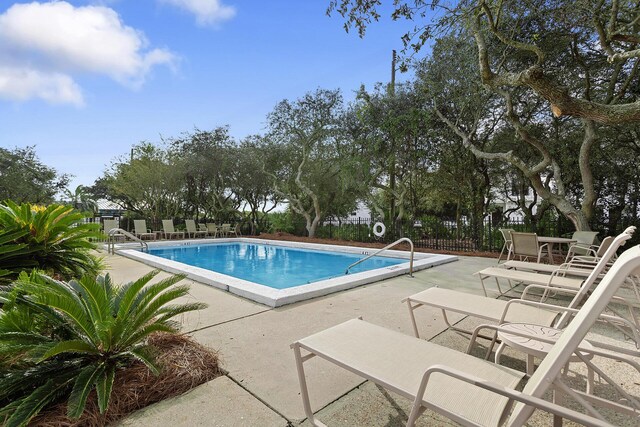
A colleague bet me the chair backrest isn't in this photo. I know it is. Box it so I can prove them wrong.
[508,244,640,425]
[221,223,231,232]
[556,226,636,328]
[162,220,175,233]
[509,232,540,258]
[595,235,614,257]
[103,219,119,234]
[571,230,600,246]
[499,228,514,243]
[134,220,147,234]
[206,223,217,233]
[198,223,207,232]
[185,219,197,233]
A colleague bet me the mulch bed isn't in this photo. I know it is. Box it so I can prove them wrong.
[30,333,222,427]
[254,232,499,259]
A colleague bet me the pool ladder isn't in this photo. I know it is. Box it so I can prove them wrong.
[106,228,149,255]
[345,237,414,277]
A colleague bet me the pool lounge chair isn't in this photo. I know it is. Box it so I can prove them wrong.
[206,223,220,238]
[162,219,184,240]
[133,219,156,240]
[220,223,238,237]
[103,219,119,234]
[404,228,635,339]
[185,219,208,238]
[103,219,125,242]
[291,246,640,427]
[475,267,585,296]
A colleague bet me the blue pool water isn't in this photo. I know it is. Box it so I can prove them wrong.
[148,243,405,289]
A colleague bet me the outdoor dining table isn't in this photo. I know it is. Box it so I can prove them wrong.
[537,236,576,264]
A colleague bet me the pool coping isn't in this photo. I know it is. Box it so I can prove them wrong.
[115,238,458,307]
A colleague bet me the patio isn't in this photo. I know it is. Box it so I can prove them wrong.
[106,253,640,426]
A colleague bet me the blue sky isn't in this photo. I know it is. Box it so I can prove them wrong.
[0,1,422,190]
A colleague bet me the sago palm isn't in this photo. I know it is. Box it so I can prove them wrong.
[0,270,206,426]
[0,201,102,281]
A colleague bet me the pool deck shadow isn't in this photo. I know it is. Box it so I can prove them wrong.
[109,253,639,426]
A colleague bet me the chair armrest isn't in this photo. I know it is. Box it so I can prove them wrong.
[413,365,611,427]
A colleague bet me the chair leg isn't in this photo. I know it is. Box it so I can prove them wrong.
[498,243,507,263]
[407,300,421,338]
[293,344,327,427]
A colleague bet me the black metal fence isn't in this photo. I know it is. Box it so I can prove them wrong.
[91,214,640,254]
[317,217,640,252]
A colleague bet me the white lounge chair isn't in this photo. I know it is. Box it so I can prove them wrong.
[206,223,220,238]
[292,246,640,426]
[133,219,156,240]
[185,219,208,238]
[475,267,585,296]
[162,219,184,240]
[221,223,238,237]
[102,219,119,234]
[103,219,125,243]
[404,229,635,339]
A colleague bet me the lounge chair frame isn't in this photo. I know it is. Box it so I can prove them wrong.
[133,219,156,240]
[185,219,208,238]
[162,219,185,240]
[404,228,635,340]
[292,246,640,426]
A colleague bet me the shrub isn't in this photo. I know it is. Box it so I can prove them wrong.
[0,201,102,282]
[0,270,206,426]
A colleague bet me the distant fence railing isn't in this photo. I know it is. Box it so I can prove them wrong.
[88,214,640,253]
[315,216,640,253]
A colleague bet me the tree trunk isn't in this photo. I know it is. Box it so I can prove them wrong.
[307,215,321,238]
[552,197,591,231]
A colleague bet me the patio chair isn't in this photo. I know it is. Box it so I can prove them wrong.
[133,219,156,240]
[497,228,514,263]
[509,232,549,263]
[292,245,640,427]
[185,219,208,238]
[404,228,635,339]
[221,223,237,237]
[503,229,634,276]
[198,223,208,234]
[206,223,220,238]
[162,219,185,240]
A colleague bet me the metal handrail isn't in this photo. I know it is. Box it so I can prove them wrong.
[345,237,414,277]
[106,228,148,254]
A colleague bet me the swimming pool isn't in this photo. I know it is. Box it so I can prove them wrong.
[148,242,405,289]
[117,238,457,307]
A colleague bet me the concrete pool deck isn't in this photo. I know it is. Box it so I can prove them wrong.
[107,252,640,426]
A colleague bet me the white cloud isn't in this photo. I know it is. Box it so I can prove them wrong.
[160,0,236,26]
[0,67,84,106]
[0,1,176,106]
